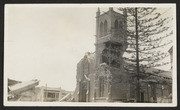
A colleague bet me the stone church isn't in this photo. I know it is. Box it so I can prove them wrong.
[73,7,131,102]
[73,7,172,102]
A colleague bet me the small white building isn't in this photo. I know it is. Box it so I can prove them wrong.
[40,86,62,102]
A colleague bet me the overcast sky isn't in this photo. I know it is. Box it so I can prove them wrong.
[4,4,175,91]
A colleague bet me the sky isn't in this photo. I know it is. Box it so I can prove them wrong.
[4,5,113,91]
[4,4,175,91]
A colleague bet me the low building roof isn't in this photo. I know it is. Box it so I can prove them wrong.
[42,86,61,92]
[8,79,39,93]
[8,78,22,86]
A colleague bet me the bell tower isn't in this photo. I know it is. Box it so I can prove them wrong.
[95,7,127,68]
[94,7,129,101]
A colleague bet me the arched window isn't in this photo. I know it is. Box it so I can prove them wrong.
[104,20,108,36]
[114,20,118,29]
[119,21,123,28]
[100,22,104,37]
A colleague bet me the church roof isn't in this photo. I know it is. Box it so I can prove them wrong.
[145,67,172,79]
[124,60,172,79]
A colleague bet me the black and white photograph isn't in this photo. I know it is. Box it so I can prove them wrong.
[4,4,177,107]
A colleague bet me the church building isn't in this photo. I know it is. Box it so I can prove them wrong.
[73,7,131,102]
[73,7,172,103]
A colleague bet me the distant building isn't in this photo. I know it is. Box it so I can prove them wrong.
[8,79,40,101]
[40,86,61,102]
[38,86,72,102]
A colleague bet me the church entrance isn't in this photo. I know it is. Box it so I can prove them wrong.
[140,92,144,102]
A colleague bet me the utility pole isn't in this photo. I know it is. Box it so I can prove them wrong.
[135,8,141,102]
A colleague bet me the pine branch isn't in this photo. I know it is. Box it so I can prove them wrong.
[139,40,172,51]
[138,17,172,33]
[139,30,173,44]
[139,53,170,62]
[137,8,156,19]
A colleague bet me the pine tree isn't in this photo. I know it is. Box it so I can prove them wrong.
[118,7,173,102]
